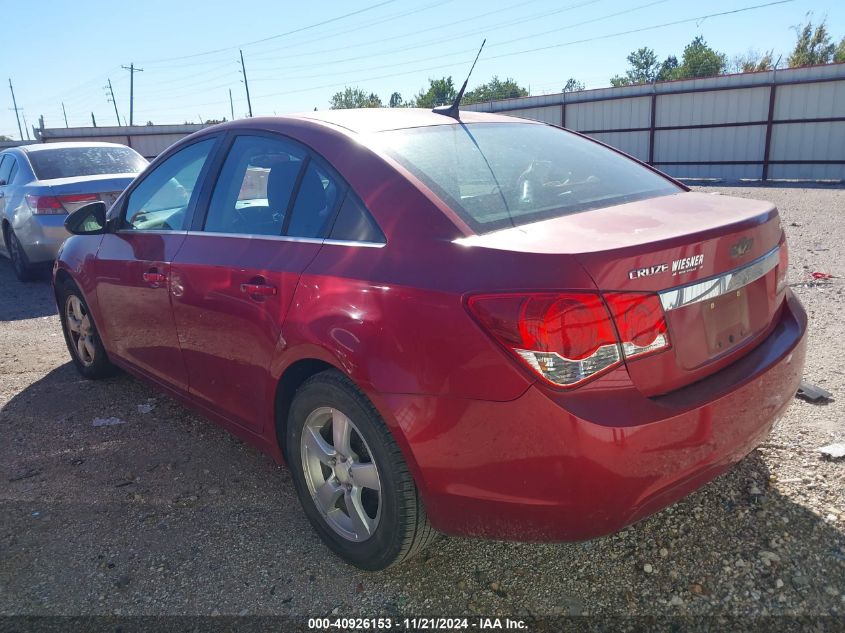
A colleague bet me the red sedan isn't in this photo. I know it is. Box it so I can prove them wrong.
[53,109,807,570]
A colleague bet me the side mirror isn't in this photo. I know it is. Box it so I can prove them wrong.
[64,201,108,235]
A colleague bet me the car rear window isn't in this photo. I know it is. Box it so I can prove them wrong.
[28,146,146,180]
[376,122,681,234]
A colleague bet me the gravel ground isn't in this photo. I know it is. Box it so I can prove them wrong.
[0,185,843,619]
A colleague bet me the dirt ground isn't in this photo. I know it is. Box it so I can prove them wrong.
[0,185,843,619]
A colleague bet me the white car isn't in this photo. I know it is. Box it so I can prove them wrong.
[0,142,147,280]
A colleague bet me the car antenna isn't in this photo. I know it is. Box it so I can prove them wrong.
[432,39,486,121]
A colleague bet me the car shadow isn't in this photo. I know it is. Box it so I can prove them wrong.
[2,364,843,616]
[0,256,56,321]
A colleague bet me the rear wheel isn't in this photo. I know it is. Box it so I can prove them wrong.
[6,228,36,282]
[58,281,116,379]
[287,370,436,570]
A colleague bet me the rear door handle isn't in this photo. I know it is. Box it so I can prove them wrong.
[143,271,167,285]
[240,282,277,297]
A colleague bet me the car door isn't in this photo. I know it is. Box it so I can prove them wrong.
[170,132,343,432]
[94,137,218,389]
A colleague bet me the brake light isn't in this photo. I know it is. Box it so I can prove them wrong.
[604,293,670,359]
[26,194,64,215]
[26,193,98,215]
[468,293,622,388]
[468,291,671,388]
[776,242,789,293]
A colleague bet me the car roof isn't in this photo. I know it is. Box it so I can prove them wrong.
[290,108,539,134]
[20,141,133,153]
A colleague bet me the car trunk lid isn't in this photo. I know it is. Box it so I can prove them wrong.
[31,173,137,212]
[457,191,787,395]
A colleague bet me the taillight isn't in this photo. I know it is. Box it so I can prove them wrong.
[468,291,670,389]
[26,193,98,215]
[468,293,622,388]
[776,242,789,293]
[604,292,670,360]
[26,194,64,215]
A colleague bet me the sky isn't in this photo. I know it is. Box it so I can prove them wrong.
[1,0,843,138]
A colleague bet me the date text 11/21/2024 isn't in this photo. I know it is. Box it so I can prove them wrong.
[307,617,528,630]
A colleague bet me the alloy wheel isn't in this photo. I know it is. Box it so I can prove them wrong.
[65,295,96,367]
[300,407,382,542]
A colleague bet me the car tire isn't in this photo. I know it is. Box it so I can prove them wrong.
[57,280,117,379]
[287,370,436,570]
[6,228,36,282]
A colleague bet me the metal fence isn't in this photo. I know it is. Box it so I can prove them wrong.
[35,124,207,160]
[464,62,845,182]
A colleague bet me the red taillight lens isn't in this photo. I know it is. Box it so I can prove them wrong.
[26,194,64,215]
[604,292,671,359]
[468,293,622,388]
[59,193,99,204]
[26,193,98,215]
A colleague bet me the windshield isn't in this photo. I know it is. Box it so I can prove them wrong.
[377,122,681,234]
[29,146,147,180]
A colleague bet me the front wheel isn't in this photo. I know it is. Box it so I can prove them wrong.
[287,370,436,570]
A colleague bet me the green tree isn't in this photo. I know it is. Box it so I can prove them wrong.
[788,19,835,67]
[329,87,383,109]
[657,55,679,81]
[464,76,528,104]
[563,77,584,92]
[731,49,776,73]
[675,36,726,78]
[836,36,845,63]
[389,92,404,108]
[610,47,661,86]
[413,77,456,108]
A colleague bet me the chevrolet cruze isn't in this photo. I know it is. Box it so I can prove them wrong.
[53,109,807,570]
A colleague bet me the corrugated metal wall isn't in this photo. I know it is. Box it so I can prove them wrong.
[466,63,845,181]
[36,124,206,159]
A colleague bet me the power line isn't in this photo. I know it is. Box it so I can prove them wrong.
[249,0,602,75]
[248,0,797,102]
[249,0,663,85]
[138,0,399,65]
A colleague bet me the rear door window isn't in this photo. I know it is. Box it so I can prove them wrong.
[329,194,385,243]
[0,155,12,185]
[204,135,307,236]
[285,160,341,238]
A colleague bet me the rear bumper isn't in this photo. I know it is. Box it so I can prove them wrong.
[18,215,68,263]
[380,291,807,541]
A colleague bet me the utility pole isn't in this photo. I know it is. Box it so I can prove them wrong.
[106,79,121,125]
[121,63,143,126]
[8,78,24,140]
[239,50,253,117]
[91,112,97,127]
[62,102,69,128]
[229,88,235,121]
[22,114,30,140]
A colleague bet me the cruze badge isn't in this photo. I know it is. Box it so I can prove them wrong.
[629,254,705,280]
[628,263,668,280]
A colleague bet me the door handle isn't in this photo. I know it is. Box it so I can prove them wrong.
[143,271,167,285]
[240,282,277,297]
